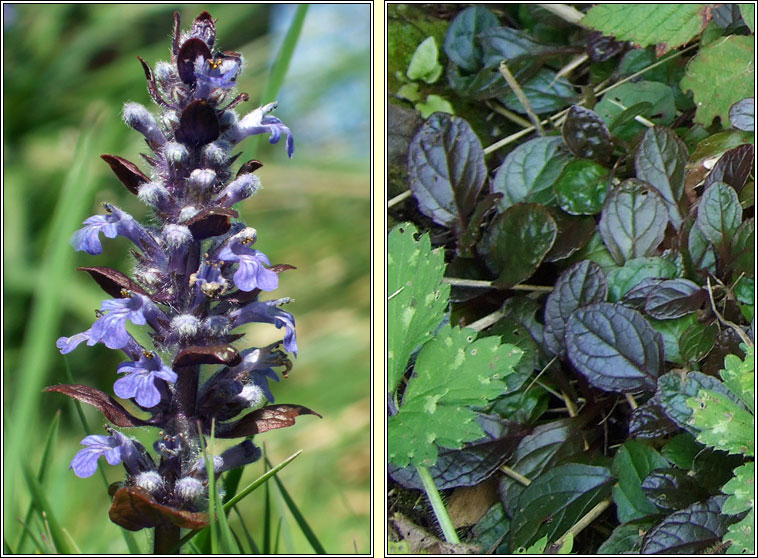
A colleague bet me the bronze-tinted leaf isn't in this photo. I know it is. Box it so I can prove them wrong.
[703,144,754,192]
[78,266,147,299]
[217,404,321,438]
[173,344,241,368]
[109,486,209,531]
[184,206,238,239]
[44,384,149,427]
[175,100,219,147]
[176,38,211,84]
[136,56,170,108]
[236,159,263,177]
[191,11,216,48]
[100,154,150,195]
[171,11,182,59]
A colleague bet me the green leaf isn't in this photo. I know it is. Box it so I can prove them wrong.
[686,389,754,456]
[598,179,669,265]
[581,5,707,55]
[657,370,743,430]
[611,440,669,522]
[720,345,754,412]
[730,218,755,277]
[397,82,421,103]
[661,433,702,470]
[649,313,698,365]
[635,126,688,230]
[679,321,718,363]
[499,69,579,115]
[553,159,609,215]
[597,518,658,554]
[388,326,522,468]
[471,503,510,554]
[595,81,676,141]
[491,136,571,212]
[388,223,450,394]
[407,37,443,84]
[739,4,755,32]
[723,464,755,554]
[680,35,755,128]
[415,95,454,119]
[725,508,754,554]
[695,182,742,254]
[443,6,500,72]
[481,203,557,288]
[606,256,679,302]
[510,463,614,549]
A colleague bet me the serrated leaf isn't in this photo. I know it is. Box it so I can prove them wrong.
[510,463,614,549]
[407,37,443,84]
[581,5,707,54]
[543,260,607,358]
[491,136,571,212]
[408,113,487,232]
[635,126,688,229]
[686,389,754,456]
[595,81,676,142]
[554,159,609,215]
[499,69,579,115]
[725,508,754,554]
[443,6,500,73]
[681,35,754,127]
[640,496,733,554]
[566,302,663,393]
[481,203,557,288]
[729,97,754,131]
[598,179,669,265]
[695,181,742,254]
[722,463,754,515]
[644,278,706,319]
[562,105,613,163]
[611,440,669,522]
[640,468,711,511]
[387,223,450,394]
[388,326,522,468]
[606,256,679,302]
[720,345,754,412]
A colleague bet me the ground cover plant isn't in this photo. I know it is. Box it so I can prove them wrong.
[388,4,755,554]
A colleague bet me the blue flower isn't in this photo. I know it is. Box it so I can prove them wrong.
[57,330,92,354]
[231,299,297,356]
[72,204,164,260]
[194,54,241,98]
[114,351,178,408]
[90,296,149,349]
[70,434,124,478]
[217,229,278,292]
[227,102,294,158]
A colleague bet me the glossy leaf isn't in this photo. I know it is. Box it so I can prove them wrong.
[635,126,688,229]
[661,432,701,469]
[175,99,219,147]
[479,26,554,68]
[78,266,148,299]
[597,518,657,554]
[184,207,238,239]
[407,113,487,231]
[598,179,668,265]
[544,210,595,262]
[640,496,733,554]
[110,486,209,531]
[680,35,755,128]
[729,97,754,131]
[641,468,711,511]
[443,6,500,73]
[491,136,571,212]
[628,397,680,439]
[611,440,669,523]
[173,344,241,368]
[446,63,510,100]
[703,144,754,192]
[562,105,612,163]
[730,217,755,276]
[566,302,663,393]
[543,260,607,358]
[582,5,707,54]
[685,218,717,274]
[595,81,676,141]
[679,321,718,363]
[695,181,742,253]
[216,404,321,438]
[482,203,557,288]
[388,326,522,468]
[44,384,149,427]
[510,463,614,549]
[100,154,150,195]
[387,223,450,394]
[606,256,679,302]
[621,277,664,310]
[553,159,609,215]
[643,278,706,320]
[499,69,579,115]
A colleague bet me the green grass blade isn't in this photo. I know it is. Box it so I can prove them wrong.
[274,517,283,554]
[15,410,60,552]
[233,507,258,554]
[203,421,239,554]
[222,464,244,504]
[21,465,76,554]
[266,457,326,554]
[4,107,105,536]
[61,527,83,554]
[247,4,308,157]
[263,455,271,554]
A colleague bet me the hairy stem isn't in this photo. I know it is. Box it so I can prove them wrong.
[153,524,181,554]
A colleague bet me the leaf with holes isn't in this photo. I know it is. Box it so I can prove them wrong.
[565,302,664,393]
[510,463,614,549]
[387,223,450,394]
[481,203,557,289]
[491,136,571,212]
[635,126,688,230]
[543,260,607,358]
[599,179,669,265]
[408,113,487,232]
[388,326,522,468]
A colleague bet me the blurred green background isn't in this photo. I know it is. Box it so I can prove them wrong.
[3,3,370,554]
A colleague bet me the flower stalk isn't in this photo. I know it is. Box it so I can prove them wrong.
[47,11,318,553]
